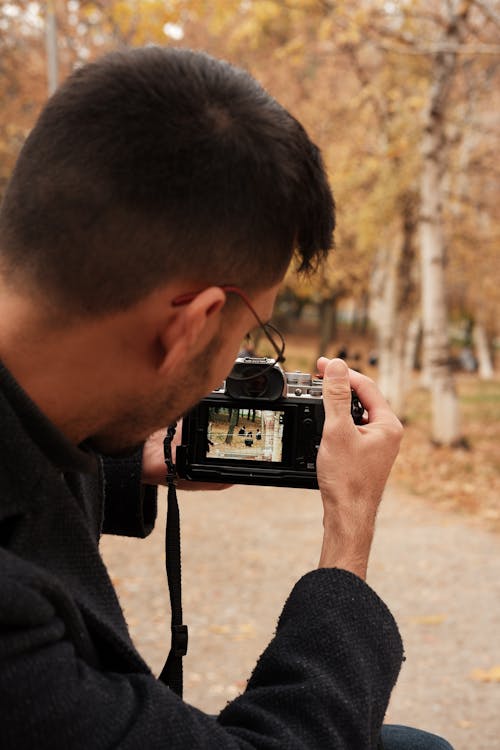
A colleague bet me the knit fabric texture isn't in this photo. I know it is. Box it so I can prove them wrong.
[0,361,403,748]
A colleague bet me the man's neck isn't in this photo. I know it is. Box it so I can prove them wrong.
[0,290,127,444]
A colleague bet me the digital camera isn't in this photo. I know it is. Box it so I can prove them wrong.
[176,358,364,489]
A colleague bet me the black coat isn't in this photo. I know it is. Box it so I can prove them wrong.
[0,361,403,748]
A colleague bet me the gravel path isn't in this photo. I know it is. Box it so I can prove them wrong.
[101,484,500,750]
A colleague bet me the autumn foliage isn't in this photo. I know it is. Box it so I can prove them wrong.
[1,0,499,513]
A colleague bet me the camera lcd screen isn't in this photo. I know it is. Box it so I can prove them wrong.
[206,406,284,463]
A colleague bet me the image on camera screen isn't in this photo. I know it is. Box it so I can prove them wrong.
[206,407,284,462]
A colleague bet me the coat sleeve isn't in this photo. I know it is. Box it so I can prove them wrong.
[100,449,158,538]
[0,566,403,750]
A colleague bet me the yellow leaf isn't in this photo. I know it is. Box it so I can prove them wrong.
[209,624,230,635]
[470,666,500,683]
[409,614,447,625]
[253,0,281,24]
[318,18,334,41]
[232,623,256,640]
[274,38,304,61]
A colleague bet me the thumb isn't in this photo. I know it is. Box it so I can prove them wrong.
[322,358,352,422]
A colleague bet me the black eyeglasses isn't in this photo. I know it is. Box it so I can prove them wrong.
[172,285,286,381]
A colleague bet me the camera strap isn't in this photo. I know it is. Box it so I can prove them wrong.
[158,423,188,698]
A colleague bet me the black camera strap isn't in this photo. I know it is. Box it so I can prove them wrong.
[158,423,188,697]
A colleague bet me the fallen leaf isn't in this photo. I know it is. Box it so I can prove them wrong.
[470,665,500,683]
[209,624,231,635]
[409,614,447,625]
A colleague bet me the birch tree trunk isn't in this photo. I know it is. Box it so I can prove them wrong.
[473,323,494,379]
[373,246,396,401]
[371,195,418,417]
[374,247,408,411]
[317,296,338,361]
[404,316,421,375]
[374,264,415,416]
[418,1,472,445]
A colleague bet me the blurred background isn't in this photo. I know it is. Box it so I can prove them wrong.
[2,2,499,747]
[1,0,499,526]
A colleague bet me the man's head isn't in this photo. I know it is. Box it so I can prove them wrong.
[0,46,334,318]
[0,47,335,451]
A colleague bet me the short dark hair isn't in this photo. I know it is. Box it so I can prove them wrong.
[0,47,334,317]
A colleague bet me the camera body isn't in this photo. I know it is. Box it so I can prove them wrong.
[176,358,364,490]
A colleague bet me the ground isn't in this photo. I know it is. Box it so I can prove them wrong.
[101,481,500,750]
[101,340,500,749]
[392,375,500,532]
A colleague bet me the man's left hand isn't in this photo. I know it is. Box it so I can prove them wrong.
[141,425,231,491]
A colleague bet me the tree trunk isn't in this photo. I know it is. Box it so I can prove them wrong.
[317,296,338,360]
[375,247,396,401]
[371,194,418,418]
[418,2,472,445]
[358,292,370,336]
[404,316,421,374]
[473,323,494,379]
[376,284,416,417]
[419,152,461,444]
[419,344,433,389]
[224,409,239,444]
[385,327,408,417]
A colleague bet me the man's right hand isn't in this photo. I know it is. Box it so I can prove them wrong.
[315,357,403,580]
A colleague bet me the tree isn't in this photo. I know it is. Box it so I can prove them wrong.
[371,192,419,416]
[413,2,472,443]
[224,409,239,445]
[2,0,499,429]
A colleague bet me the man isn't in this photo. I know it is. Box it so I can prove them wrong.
[0,47,451,749]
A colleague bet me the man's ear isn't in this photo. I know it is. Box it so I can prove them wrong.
[157,287,227,375]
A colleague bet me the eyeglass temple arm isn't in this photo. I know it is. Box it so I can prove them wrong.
[172,286,284,361]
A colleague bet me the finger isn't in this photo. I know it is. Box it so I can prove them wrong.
[321,358,354,423]
[316,356,330,376]
[347,368,398,425]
